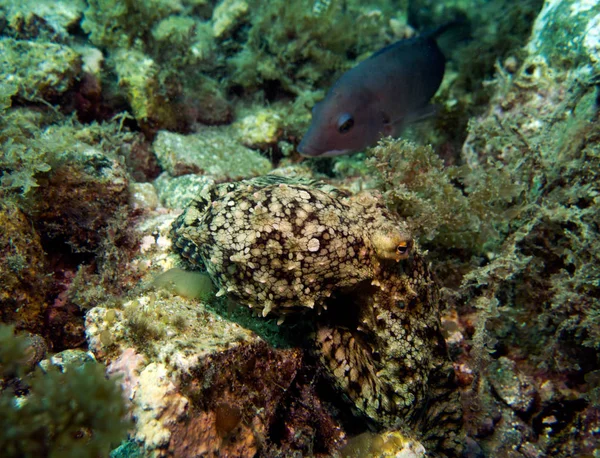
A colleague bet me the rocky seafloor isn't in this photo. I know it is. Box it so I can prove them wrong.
[0,0,599,457]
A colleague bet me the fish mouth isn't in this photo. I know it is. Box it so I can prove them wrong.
[297,139,320,157]
[298,141,350,158]
[315,148,352,157]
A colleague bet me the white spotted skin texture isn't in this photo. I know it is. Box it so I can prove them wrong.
[314,252,464,456]
[171,176,463,456]
[171,176,411,317]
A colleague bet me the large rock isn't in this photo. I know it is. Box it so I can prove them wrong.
[0,38,81,102]
[152,128,272,180]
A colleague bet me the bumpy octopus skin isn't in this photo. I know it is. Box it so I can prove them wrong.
[171,176,463,455]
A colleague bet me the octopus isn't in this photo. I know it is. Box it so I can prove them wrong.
[171,175,464,456]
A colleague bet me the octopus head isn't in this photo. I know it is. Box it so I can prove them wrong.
[371,223,413,262]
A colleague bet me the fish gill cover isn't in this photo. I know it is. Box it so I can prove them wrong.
[0,0,599,457]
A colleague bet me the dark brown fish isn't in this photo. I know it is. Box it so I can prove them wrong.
[298,27,449,157]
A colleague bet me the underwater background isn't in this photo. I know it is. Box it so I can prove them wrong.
[0,0,599,456]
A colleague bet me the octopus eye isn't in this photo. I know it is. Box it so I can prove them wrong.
[337,113,354,133]
[396,241,410,258]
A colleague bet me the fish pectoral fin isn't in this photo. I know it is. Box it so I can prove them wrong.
[383,104,438,137]
[406,104,438,124]
[381,111,399,137]
[382,123,396,136]
[382,113,404,137]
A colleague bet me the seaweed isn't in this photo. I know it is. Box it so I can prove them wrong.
[0,324,130,458]
[227,0,396,96]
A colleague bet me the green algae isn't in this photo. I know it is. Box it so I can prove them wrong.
[0,325,129,458]
[227,0,395,95]
[82,0,182,49]
[367,139,521,254]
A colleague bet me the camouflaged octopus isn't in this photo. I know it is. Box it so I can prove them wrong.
[171,176,463,456]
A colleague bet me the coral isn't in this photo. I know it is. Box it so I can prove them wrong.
[0,324,129,458]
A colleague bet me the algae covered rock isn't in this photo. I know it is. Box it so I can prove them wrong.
[0,203,50,333]
[152,128,272,180]
[154,172,215,209]
[234,107,284,149]
[0,38,81,102]
[112,49,181,134]
[33,143,130,253]
[82,0,182,49]
[527,0,600,69]
[441,0,600,455]
[2,0,86,38]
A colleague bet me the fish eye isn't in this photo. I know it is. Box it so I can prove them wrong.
[337,113,354,134]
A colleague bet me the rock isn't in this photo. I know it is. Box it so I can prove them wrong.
[34,144,129,252]
[2,0,86,38]
[527,0,600,69]
[112,49,180,134]
[154,172,215,209]
[212,0,248,38]
[129,182,159,211]
[133,362,189,451]
[489,357,537,413]
[0,38,81,102]
[152,128,272,180]
[234,107,284,149]
[0,203,50,333]
[39,348,96,373]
